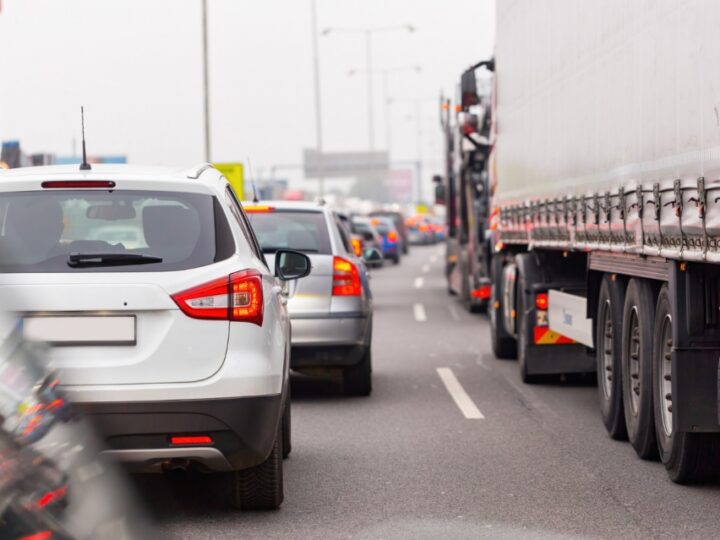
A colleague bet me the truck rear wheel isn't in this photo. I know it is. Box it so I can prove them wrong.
[596,274,628,440]
[621,278,658,460]
[652,285,720,482]
[489,255,517,359]
[516,271,539,384]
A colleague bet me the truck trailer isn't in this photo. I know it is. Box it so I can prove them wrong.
[439,60,495,312]
[479,0,720,483]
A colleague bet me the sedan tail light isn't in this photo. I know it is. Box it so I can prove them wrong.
[332,256,361,296]
[387,231,398,243]
[172,270,264,326]
[351,237,363,257]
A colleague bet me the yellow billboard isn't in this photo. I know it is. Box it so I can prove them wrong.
[214,162,244,198]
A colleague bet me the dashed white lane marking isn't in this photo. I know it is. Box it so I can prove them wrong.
[436,367,485,419]
[414,277,424,289]
[447,304,461,322]
[430,255,438,263]
[421,264,430,273]
[413,303,427,322]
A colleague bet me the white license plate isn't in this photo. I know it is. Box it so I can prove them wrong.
[23,316,136,346]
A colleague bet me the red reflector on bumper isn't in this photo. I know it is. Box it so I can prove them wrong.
[170,435,213,445]
[471,285,491,299]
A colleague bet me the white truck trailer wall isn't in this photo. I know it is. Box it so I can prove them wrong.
[494,0,720,205]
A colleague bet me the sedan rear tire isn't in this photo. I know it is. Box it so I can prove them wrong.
[343,346,372,396]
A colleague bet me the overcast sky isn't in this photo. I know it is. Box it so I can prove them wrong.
[0,0,494,194]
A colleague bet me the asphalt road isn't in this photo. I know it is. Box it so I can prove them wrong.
[137,245,720,539]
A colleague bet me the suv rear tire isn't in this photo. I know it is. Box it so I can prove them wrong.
[231,423,284,510]
[282,391,291,459]
[343,346,372,396]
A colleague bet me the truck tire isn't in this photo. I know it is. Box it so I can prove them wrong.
[282,390,291,459]
[596,274,628,440]
[232,423,284,510]
[652,285,720,483]
[621,278,658,460]
[490,255,517,359]
[343,346,372,396]
[516,268,540,383]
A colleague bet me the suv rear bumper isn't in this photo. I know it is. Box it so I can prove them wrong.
[76,394,283,472]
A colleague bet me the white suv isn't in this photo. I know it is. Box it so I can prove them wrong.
[0,163,310,510]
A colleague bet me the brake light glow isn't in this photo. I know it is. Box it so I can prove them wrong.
[41,180,116,189]
[471,285,491,299]
[387,231,398,243]
[19,531,53,540]
[535,293,549,310]
[37,486,68,509]
[351,237,363,257]
[172,270,264,325]
[243,205,275,213]
[170,435,214,446]
[419,223,429,232]
[332,256,361,296]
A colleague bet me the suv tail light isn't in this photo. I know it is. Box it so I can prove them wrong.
[172,270,264,325]
[332,256,361,296]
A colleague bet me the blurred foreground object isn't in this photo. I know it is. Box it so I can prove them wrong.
[0,312,158,539]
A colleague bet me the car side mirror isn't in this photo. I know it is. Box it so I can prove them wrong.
[275,249,311,280]
[363,247,383,263]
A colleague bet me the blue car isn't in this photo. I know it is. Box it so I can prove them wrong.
[371,216,401,265]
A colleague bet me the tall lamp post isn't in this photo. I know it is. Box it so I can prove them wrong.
[310,0,325,198]
[347,65,421,157]
[323,24,414,151]
[201,0,211,163]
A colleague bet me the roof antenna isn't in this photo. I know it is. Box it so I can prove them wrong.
[246,157,259,203]
[79,106,91,171]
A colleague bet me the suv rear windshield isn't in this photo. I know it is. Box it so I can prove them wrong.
[246,210,331,254]
[0,190,234,273]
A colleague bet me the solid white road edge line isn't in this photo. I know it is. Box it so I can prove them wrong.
[414,303,427,322]
[436,367,485,419]
[414,277,424,289]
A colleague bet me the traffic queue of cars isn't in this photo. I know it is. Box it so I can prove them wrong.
[0,163,402,517]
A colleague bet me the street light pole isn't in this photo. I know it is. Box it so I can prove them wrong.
[323,25,414,153]
[201,0,211,163]
[364,30,374,151]
[310,0,325,197]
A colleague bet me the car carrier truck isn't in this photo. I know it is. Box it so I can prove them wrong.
[474,0,720,483]
[438,60,495,312]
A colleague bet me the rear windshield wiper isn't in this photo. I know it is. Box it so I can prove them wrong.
[68,252,163,268]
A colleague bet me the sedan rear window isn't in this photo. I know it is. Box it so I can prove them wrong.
[0,190,234,272]
[246,210,331,254]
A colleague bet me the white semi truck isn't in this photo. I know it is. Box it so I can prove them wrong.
[480,0,720,483]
